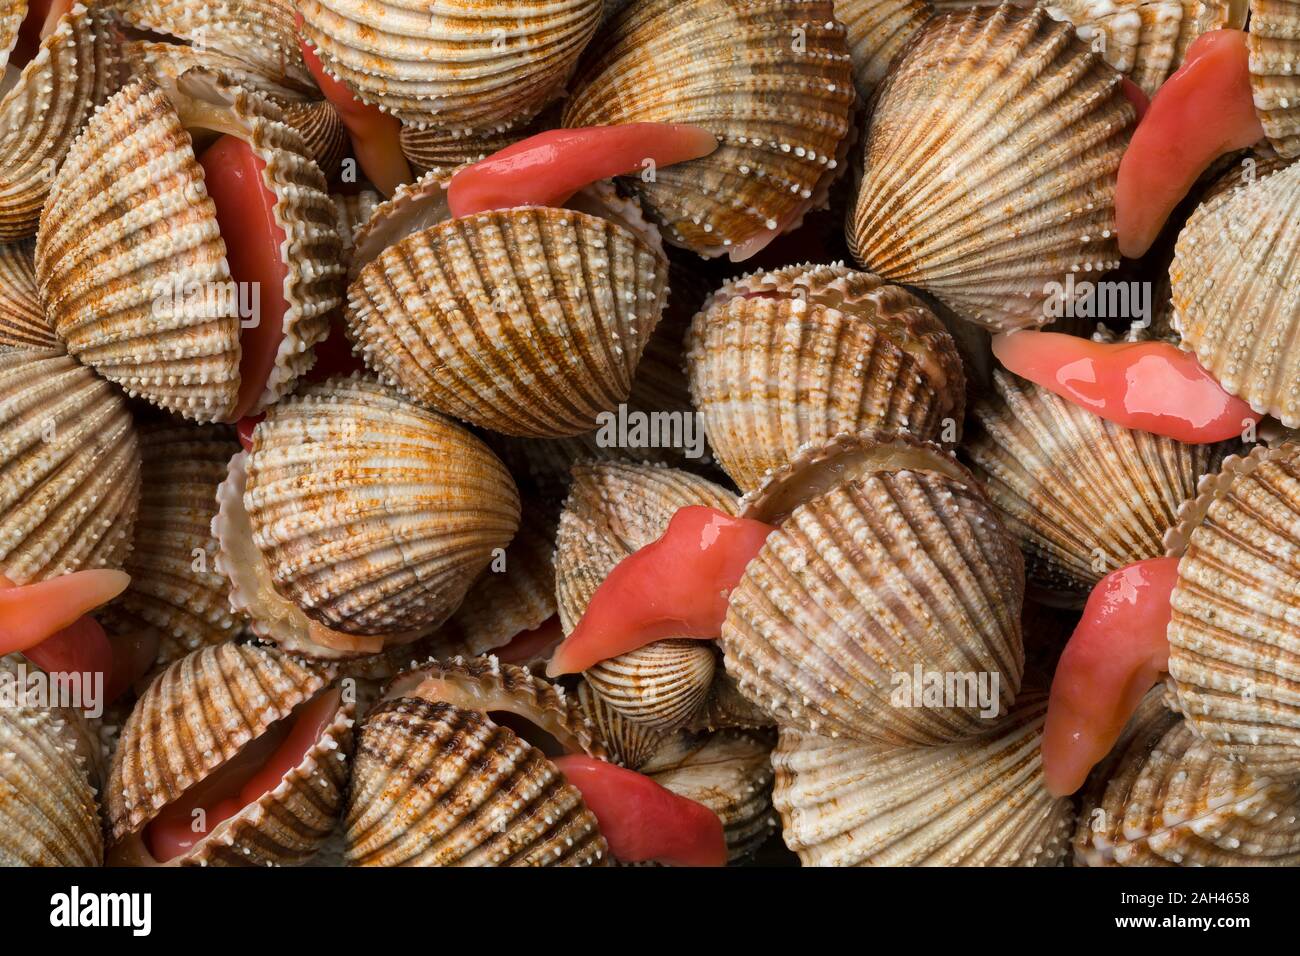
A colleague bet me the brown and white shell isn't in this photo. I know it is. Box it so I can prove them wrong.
[346,204,668,438]
[344,656,610,866]
[282,100,349,182]
[722,431,1025,745]
[298,0,602,130]
[771,692,1073,866]
[832,0,932,100]
[848,4,1134,330]
[576,678,668,771]
[0,5,121,241]
[0,348,140,584]
[966,368,1235,600]
[1163,442,1300,781]
[399,121,536,176]
[35,71,344,423]
[0,239,56,350]
[686,263,965,493]
[105,642,354,866]
[238,375,521,641]
[563,0,856,259]
[1076,688,1300,866]
[1249,0,1300,158]
[1171,156,1300,426]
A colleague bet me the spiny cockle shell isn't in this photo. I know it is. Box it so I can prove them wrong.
[721,431,1025,745]
[584,639,719,734]
[345,657,610,866]
[1171,147,1300,426]
[771,693,1073,866]
[576,678,668,771]
[832,0,932,100]
[0,239,56,350]
[98,423,246,668]
[243,376,521,638]
[849,4,1134,330]
[35,71,344,423]
[347,205,668,439]
[282,100,349,182]
[399,121,536,176]
[563,0,856,259]
[0,349,140,583]
[966,369,1234,599]
[0,0,22,71]
[1163,443,1300,781]
[1076,689,1300,866]
[298,0,602,130]
[105,642,354,866]
[0,5,120,241]
[1250,0,1300,158]
[686,263,965,493]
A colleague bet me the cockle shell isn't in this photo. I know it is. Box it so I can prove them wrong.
[345,657,610,866]
[331,188,383,270]
[105,642,354,866]
[0,0,22,71]
[721,431,1025,745]
[1171,144,1300,426]
[832,0,932,100]
[240,375,521,640]
[35,71,344,423]
[298,0,602,130]
[771,693,1073,866]
[576,678,668,771]
[399,121,535,176]
[585,640,719,733]
[848,4,1134,330]
[686,263,964,493]
[1249,0,1300,158]
[346,205,668,438]
[98,423,245,668]
[0,5,121,241]
[1076,689,1300,866]
[282,100,349,182]
[0,349,140,583]
[966,368,1234,599]
[563,0,856,259]
[0,239,55,350]
[1163,443,1300,780]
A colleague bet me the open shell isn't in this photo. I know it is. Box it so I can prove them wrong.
[848,4,1134,330]
[35,71,344,422]
[833,0,932,100]
[1249,0,1300,158]
[345,657,610,866]
[771,692,1073,866]
[563,0,856,259]
[0,239,55,350]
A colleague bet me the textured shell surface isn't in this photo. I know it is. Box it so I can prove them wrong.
[584,639,719,732]
[36,71,344,423]
[966,368,1234,599]
[0,349,140,584]
[772,692,1073,866]
[242,375,521,637]
[687,263,965,493]
[399,120,538,176]
[1171,149,1300,426]
[0,239,56,350]
[345,656,610,866]
[298,0,602,129]
[576,677,669,771]
[347,205,668,438]
[563,0,856,258]
[1076,689,1300,866]
[721,431,1025,745]
[832,0,933,100]
[1249,0,1300,157]
[104,641,353,866]
[282,100,349,182]
[848,4,1134,330]
[0,0,23,71]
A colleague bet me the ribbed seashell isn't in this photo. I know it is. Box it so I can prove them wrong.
[105,642,354,866]
[0,1,22,71]
[722,431,1025,745]
[1171,146,1300,425]
[576,678,668,771]
[0,349,140,583]
[299,0,602,130]
[346,205,668,438]
[966,369,1234,599]
[282,100,348,182]
[687,263,964,493]
[1076,689,1300,866]
[331,188,383,270]
[399,121,535,176]
[120,37,314,104]
[833,0,932,99]
[0,239,55,350]
[1162,443,1300,780]
[642,730,777,862]
[100,423,245,667]
[772,693,1073,866]
[1042,1,1246,95]
[243,376,521,638]
[0,5,120,241]
[36,72,344,422]
[1250,0,1300,157]
[585,640,719,733]
[848,4,1134,330]
[345,656,610,866]
[563,0,856,259]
